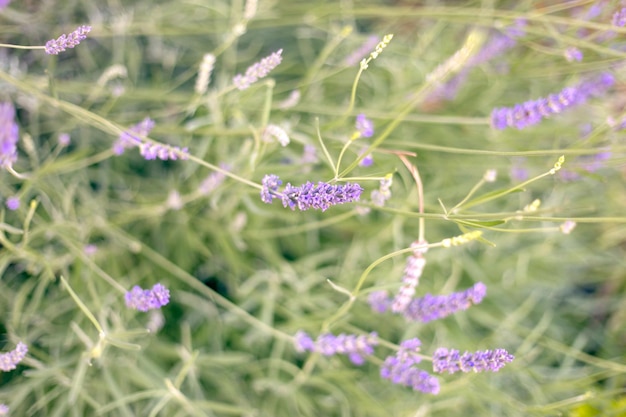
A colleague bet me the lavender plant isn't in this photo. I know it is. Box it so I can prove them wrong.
[0,1,625,417]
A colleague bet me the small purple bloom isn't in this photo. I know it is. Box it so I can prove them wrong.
[391,240,428,313]
[260,174,283,203]
[0,342,28,372]
[368,290,391,313]
[403,282,486,323]
[294,331,378,365]
[5,196,20,211]
[199,164,229,195]
[58,133,71,146]
[380,338,440,394]
[125,283,170,312]
[432,347,514,374]
[0,404,8,415]
[358,147,374,167]
[45,25,91,55]
[0,0,10,10]
[612,8,626,27]
[564,47,583,62]
[491,73,614,130]
[355,114,374,138]
[0,102,19,170]
[233,49,283,90]
[345,35,380,66]
[114,117,155,155]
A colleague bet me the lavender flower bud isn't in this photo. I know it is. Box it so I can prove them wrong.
[260,174,282,203]
[612,8,626,27]
[355,114,374,138]
[294,331,378,365]
[125,283,170,312]
[45,25,92,55]
[139,143,189,161]
[0,102,19,170]
[368,290,391,313]
[233,49,283,90]
[380,338,440,394]
[403,282,486,323]
[432,347,514,374]
[262,124,290,146]
[491,72,614,130]
[564,47,583,62]
[0,342,28,372]
[113,117,155,155]
[5,196,19,211]
[391,240,428,313]
[195,53,216,95]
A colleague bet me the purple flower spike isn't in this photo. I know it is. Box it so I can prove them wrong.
[233,49,283,90]
[260,174,283,203]
[45,25,92,55]
[125,283,170,312]
[403,282,486,323]
[0,342,28,372]
[381,338,440,394]
[294,331,378,366]
[432,347,514,374]
[491,72,614,130]
[355,114,374,138]
[0,102,19,170]
[114,117,155,155]
[0,404,8,415]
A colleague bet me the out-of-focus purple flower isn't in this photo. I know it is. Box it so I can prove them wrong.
[564,47,583,62]
[0,102,19,170]
[84,244,98,256]
[345,35,380,66]
[301,144,318,164]
[0,404,8,415]
[58,133,71,147]
[45,25,91,55]
[0,0,10,10]
[199,164,229,195]
[355,114,374,138]
[612,8,626,27]
[510,157,529,182]
[125,283,170,312]
[0,342,28,372]
[5,196,20,211]
[260,175,363,211]
[403,282,486,323]
[358,150,374,167]
[139,142,189,161]
[432,347,514,374]
[391,240,428,313]
[380,338,440,394]
[491,73,614,130]
[560,220,576,234]
[370,174,393,207]
[233,49,283,90]
[294,331,378,365]
[368,290,391,313]
[113,117,155,155]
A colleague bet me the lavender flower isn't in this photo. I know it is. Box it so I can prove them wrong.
[0,0,10,10]
[345,35,380,66]
[0,404,7,415]
[58,133,71,147]
[0,102,19,170]
[564,47,583,62]
[195,53,216,95]
[370,174,393,207]
[355,114,374,138]
[0,342,28,372]
[358,148,374,167]
[301,144,318,164]
[125,283,170,312]
[368,290,391,313]
[113,117,155,155]
[432,347,514,374]
[139,142,189,161]
[403,282,486,323]
[199,164,229,195]
[491,72,614,130]
[45,25,92,55]
[380,338,440,394]
[5,196,19,211]
[260,175,363,211]
[294,331,378,365]
[391,240,428,313]
[612,8,626,27]
[233,49,283,90]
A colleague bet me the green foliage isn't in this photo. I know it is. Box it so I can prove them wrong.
[1,0,626,416]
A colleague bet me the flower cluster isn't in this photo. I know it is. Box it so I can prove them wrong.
[355,114,374,138]
[0,342,28,372]
[491,72,614,130]
[0,102,19,170]
[612,8,626,27]
[113,118,188,161]
[233,49,283,90]
[380,338,440,394]
[564,47,583,62]
[432,347,514,374]
[125,283,170,312]
[369,282,486,323]
[260,174,363,211]
[294,331,378,365]
[45,25,92,55]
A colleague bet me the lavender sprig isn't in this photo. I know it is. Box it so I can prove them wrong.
[612,8,626,27]
[45,25,92,55]
[403,282,486,323]
[125,283,170,312]
[0,102,19,170]
[491,73,614,130]
[380,338,440,394]
[233,49,283,90]
[294,331,378,365]
[0,342,28,372]
[260,174,363,211]
[432,347,514,374]
[114,117,188,161]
